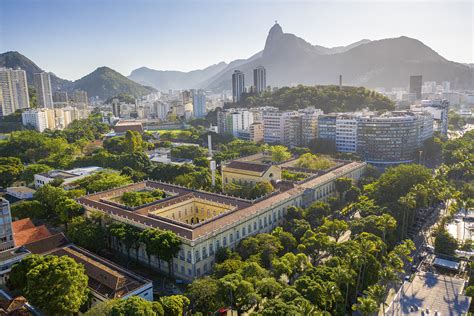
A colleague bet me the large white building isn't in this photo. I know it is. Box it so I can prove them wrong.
[0,68,30,116]
[411,99,449,136]
[335,114,359,153]
[217,108,254,136]
[21,108,51,132]
[33,72,54,108]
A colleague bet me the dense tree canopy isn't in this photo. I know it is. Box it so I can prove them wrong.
[228,85,394,112]
[10,254,89,315]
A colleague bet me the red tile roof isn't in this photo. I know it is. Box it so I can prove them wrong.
[13,224,52,247]
[11,218,35,233]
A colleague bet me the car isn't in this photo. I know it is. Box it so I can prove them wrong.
[425,245,435,253]
[404,275,411,282]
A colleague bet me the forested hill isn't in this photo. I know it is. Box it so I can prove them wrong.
[225,85,395,112]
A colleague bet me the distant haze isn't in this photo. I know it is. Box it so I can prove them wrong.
[1,0,472,80]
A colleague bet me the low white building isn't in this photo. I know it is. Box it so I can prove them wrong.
[6,186,36,200]
[21,108,50,132]
[34,166,103,189]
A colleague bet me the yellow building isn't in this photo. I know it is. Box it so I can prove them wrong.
[222,161,281,188]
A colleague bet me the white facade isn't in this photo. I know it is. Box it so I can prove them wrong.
[335,115,359,153]
[34,167,103,189]
[263,109,299,145]
[21,108,50,132]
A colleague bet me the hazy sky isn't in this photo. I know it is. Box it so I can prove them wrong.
[1,0,472,80]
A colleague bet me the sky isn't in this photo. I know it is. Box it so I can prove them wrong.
[1,0,472,80]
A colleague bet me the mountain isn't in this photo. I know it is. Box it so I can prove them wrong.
[128,23,473,92]
[73,66,155,100]
[128,62,228,91]
[0,51,155,100]
[202,23,473,91]
[0,51,72,91]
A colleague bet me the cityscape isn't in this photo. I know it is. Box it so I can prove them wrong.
[0,0,473,315]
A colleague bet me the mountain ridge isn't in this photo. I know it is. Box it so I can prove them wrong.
[0,51,154,100]
[129,23,473,92]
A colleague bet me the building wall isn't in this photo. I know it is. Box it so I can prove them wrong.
[222,165,281,187]
[84,162,366,281]
[151,199,232,225]
[0,199,14,251]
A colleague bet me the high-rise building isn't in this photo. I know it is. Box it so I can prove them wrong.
[192,90,206,118]
[112,99,121,117]
[34,72,54,108]
[300,107,323,146]
[0,198,15,251]
[0,68,30,116]
[411,99,449,136]
[53,91,69,105]
[73,90,88,110]
[262,109,299,145]
[232,70,245,103]
[442,81,451,92]
[409,75,423,100]
[253,66,266,94]
[357,111,433,166]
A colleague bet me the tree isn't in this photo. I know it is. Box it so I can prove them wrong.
[140,228,163,268]
[10,254,89,315]
[296,153,334,170]
[352,296,378,316]
[255,277,283,299]
[11,200,47,221]
[186,277,223,313]
[20,163,51,184]
[434,228,458,256]
[250,181,274,199]
[67,216,106,253]
[55,197,83,228]
[365,285,386,315]
[73,171,132,193]
[270,145,291,163]
[319,218,349,242]
[158,230,183,276]
[0,157,23,187]
[160,295,190,316]
[123,130,145,153]
[109,296,164,316]
[335,178,353,201]
[304,201,331,227]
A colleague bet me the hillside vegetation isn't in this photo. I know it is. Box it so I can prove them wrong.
[227,85,395,112]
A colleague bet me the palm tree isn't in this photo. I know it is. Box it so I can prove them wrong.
[352,296,378,316]
[365,285,386,315]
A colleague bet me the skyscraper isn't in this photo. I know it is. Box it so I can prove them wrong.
[34,72,54,108]
[232,70,245,103]
[192,90,206,118]
[0,198,14,251]
[73,90,88,110]
[253,66,266,93]
[0,68,30,116]
[409,75,423,100]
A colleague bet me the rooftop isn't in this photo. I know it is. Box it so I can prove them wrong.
[78,161,365,241]
[12,218,52,247]
[386,272,471,315]
[49,245,151,299]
